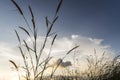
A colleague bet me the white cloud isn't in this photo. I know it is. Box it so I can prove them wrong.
[33,35,114,58]
[0,42,20,60]
[0,42,21,80]
[0,35,115,76]
[26,35,115,72]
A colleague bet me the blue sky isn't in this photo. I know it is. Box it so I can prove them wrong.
[1,0,120,79]
[0,0,120,52]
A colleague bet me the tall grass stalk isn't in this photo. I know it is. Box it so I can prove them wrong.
[9,0,79,80]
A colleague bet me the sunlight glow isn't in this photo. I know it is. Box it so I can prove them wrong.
[11,72,19,80]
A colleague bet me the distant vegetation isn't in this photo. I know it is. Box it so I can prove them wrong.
[9,0,120,80]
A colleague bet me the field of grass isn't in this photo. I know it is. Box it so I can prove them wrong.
[37,54,120,80]
[9,0,120,80]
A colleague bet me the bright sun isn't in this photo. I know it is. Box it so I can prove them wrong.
[11,72,19,80]
[12,76,19,80]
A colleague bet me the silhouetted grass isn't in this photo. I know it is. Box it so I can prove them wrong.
[53,51,120,80]
[9,0,120,80]
[9,0,78,80]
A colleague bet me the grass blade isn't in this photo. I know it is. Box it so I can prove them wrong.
[48,32,57,36]
[50,45,79,78]
[23,40,29,51]
[29,6,36,29]
[51,34,57,45]
[66,45,79,54]
[47,24,53,36]
[9,60,18,71]
[28,6,34,18]
[53,16,59,24]
[55,0,63,15]
[19,47,25,59]
[45,16,49,29]
[46,16,58,36]
[11,0,23,15]
[19,26,31,37]
[15,30,21,43]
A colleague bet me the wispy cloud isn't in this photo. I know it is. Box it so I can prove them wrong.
[28,35,114,58]
[0,42,20,60]
[26,35,114,71]
[0,35,115,76]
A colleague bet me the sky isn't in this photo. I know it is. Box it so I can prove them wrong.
[0,0,120,80]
